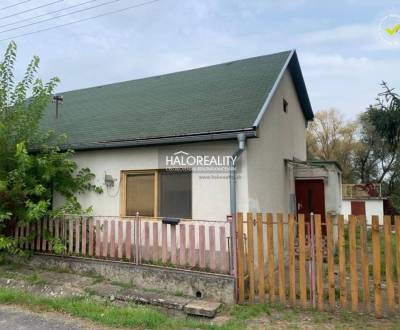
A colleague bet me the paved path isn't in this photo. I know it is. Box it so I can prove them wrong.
[0,305,88,330]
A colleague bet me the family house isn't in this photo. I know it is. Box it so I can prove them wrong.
[41,50,317,222]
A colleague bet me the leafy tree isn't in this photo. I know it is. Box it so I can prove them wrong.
[0,42,101,251]
[365,82,400,211]
[307,109,357,182]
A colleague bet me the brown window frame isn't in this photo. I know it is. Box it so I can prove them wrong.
[120,170,159,217]
[120,169,192,218]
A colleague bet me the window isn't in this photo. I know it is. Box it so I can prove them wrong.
[121,170,192,219]
[283,98,288,113]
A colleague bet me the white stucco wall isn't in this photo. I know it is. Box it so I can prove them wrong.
[341,200,384,224]
[246,69,308,215]
[54,141,248,222]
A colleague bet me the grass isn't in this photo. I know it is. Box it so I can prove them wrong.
[0,286,242,330]
[0,285,397,330]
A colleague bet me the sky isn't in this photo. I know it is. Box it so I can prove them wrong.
[1,0,400,119]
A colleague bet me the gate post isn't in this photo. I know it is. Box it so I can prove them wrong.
[309,212,316,308]
[227,214,238,300]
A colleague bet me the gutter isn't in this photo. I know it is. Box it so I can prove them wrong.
[229,133,246,295]
[49,128,257,152]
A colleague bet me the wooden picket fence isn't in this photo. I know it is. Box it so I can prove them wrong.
[236,213,400,317]
[14,216,231,275]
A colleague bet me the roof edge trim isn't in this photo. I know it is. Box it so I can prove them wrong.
[252,49,295,127]
[50,128,257,152]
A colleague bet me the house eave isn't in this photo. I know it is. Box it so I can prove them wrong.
[54,128,258,152]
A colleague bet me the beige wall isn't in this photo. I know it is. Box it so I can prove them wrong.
[54,141,248,222]
[246,69,307,215]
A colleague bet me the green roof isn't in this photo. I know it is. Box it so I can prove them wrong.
[39,50,313,150]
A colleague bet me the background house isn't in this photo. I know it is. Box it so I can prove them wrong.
[341,183,385,224]
[42,50,316,221]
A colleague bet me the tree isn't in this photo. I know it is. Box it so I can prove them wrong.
[0,42,101,253]
[365,82,400,211]
[307,109,357,182]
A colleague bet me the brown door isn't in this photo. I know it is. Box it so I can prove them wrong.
[351,201,366,216]
[295,179,326,230]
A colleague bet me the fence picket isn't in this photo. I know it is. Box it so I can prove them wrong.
[277,213,285,305]
[349,215,358,312]
[171,225,177,265]
[95,220,101,257]
[162,223,168,263]
[384,216,394,312]
[110,221,116,258]
[42,218,47,251]
[118,221,123,259]
[256,213,265,302]
[267,213,275,303]
[189,224,195,267]
[88,219,94,256]
[126,221,132,261]
[326,214,335,309]
[396,216,400,305]
[247,213,255,302]
[47,222,51,251]
[372,216,382,317]
[68,219,73,253]
[315,214,324,311]
[209,226,216,271]
[179,224,186,266]
[75,218,80,254]
[102,220,108,257]
[338,215,347,308]
[36,220,42,251]
[143,222,149,261]
[288,214,296,306]
[359,215,370,311]
[219,226,227,273]
[153,222,159,261]
[199,225,206,269]
[298,214,307,306]
[82,218,87,255]
[237,213,245,304]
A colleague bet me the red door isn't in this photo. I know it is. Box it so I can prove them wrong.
[351,201,366,216]
[295,180,326,230]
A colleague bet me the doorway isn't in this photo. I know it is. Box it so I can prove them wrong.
[295,179,326,230]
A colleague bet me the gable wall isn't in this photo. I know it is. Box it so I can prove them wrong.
[246,69,308,215]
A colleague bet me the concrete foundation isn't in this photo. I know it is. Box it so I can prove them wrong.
[28,253,235,304]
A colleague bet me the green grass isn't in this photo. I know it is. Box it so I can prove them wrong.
[0,286,242,329]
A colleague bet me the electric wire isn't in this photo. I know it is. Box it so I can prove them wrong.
[0,0,64,20]
[0,0,124,34]
[0,0,101,29]
[0,0,161,42]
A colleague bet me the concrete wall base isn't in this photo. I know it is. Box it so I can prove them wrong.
[28,253,235,304]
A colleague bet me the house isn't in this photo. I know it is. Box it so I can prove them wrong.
[41,50,316,221]
[341,183,385,224]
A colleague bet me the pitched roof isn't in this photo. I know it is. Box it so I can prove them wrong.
[39,50,313,150]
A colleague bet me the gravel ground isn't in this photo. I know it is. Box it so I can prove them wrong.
[0,305,116,330]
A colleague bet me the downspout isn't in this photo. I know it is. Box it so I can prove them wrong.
[229,133,246,287]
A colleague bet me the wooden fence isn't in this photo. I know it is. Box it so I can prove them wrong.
[14,216,231,275]
[236,213,400,317]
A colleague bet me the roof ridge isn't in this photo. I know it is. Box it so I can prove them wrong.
[56,50,293,95]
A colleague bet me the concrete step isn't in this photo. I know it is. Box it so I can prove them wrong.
[87,283,221,318]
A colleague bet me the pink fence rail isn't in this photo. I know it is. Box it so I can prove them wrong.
[14,216,231,275]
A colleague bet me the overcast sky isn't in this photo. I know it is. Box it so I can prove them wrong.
[1,0,400,119]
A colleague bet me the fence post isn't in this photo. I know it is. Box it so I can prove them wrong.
[384,215,394,313]
[372,216,382,318]
[309,212,316,308]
